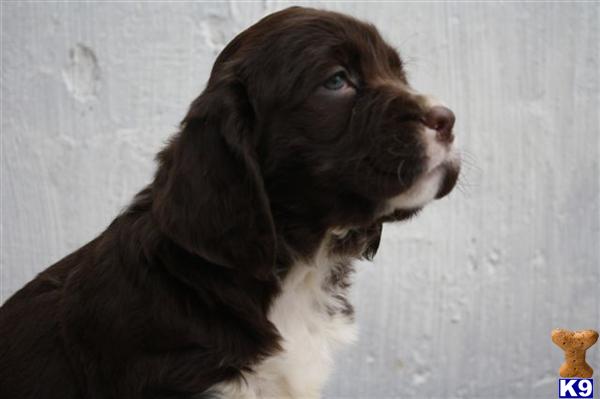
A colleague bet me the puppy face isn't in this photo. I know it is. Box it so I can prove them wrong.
[153,7,460,276]
[225,8,460,221]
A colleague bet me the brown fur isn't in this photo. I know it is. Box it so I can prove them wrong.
[0,7,457,398]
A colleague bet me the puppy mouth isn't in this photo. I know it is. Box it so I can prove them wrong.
[381,148,460,216]
[433,160,460,199]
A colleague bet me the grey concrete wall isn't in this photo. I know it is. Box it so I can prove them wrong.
[1,2,598,398]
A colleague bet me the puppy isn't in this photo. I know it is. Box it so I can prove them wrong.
[0,7,460,399]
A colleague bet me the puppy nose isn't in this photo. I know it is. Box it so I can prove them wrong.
[423,106,455,143]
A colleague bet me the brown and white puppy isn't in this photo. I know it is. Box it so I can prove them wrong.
[0,7,460,399]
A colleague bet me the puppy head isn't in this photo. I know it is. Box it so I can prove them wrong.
[229,8,460,217]
[152,7,460,277]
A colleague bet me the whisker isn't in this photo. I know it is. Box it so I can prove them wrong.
[453,149,482,199]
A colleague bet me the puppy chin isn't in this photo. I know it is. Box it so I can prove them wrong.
[383,150,460,216]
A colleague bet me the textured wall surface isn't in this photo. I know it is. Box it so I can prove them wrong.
[1,2,599,398]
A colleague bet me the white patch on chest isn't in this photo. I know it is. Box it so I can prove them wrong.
[214,244,357,399]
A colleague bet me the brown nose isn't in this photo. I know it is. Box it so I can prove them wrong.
[423,106,455,143]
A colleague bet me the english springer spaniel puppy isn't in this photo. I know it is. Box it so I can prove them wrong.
[0,6,460,399]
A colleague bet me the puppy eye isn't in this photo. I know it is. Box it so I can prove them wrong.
[323,72,349,90]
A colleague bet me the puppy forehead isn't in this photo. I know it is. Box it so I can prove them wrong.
[218,8,407,104]
[246,8,400,69]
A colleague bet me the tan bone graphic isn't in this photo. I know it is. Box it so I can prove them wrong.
[551,329,598,378]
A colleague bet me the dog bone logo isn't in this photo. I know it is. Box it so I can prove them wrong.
[551,328,598,378]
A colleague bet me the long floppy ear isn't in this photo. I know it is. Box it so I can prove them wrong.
[152,78,276,280]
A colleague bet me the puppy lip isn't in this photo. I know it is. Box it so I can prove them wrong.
[434,161,460,199]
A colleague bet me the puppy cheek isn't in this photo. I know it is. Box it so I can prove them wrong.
[303,92,356,142]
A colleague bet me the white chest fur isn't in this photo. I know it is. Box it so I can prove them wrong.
[214,248,357,399]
